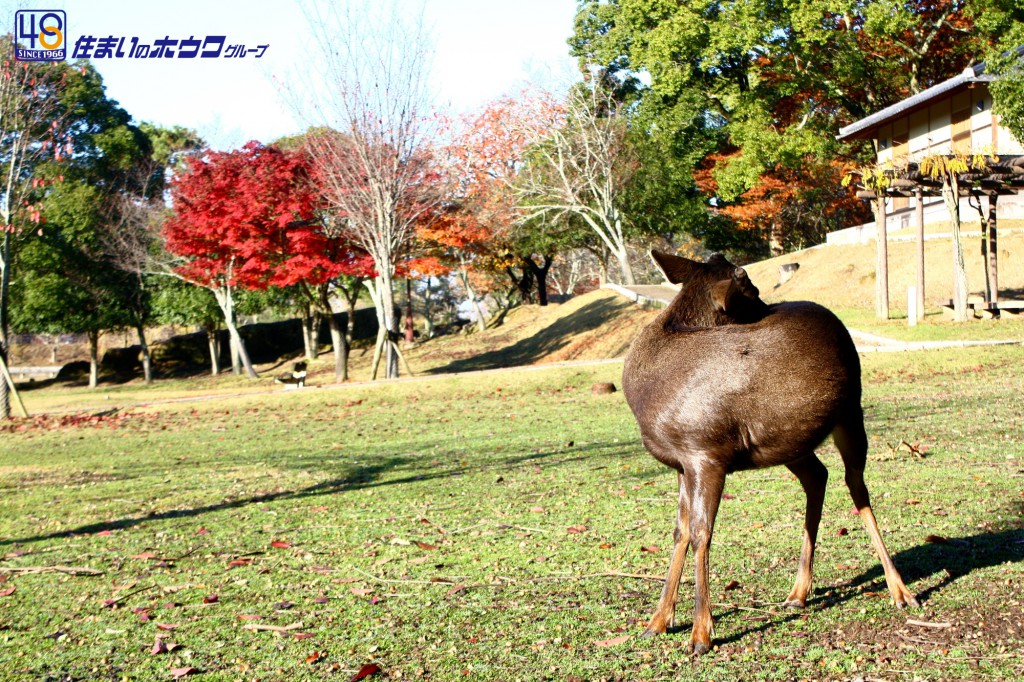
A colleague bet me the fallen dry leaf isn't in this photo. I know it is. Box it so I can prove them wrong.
[723,580,740,591]
[151,638,169,655]
[414,541,438,551]
[306,651,324,664]
[0,586,15,597]
[566,525,587,534]
[237,614,261,621]
[837,527,849,536]
[350,588,373,596]
[270,541,291,549]
[170,666,198,679]
[925,534,948,544]
[640,545,660,554]
[155,623,179,631]
[447,584,467,596]
[350,663,381,681]
[202,594,219,604]
[594,635,631,647]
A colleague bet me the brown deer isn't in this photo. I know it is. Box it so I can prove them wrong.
[622,251,918,655]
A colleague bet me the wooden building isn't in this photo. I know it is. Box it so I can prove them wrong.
[837,59,1024,320]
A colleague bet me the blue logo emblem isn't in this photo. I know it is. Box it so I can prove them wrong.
[15,10,66,62]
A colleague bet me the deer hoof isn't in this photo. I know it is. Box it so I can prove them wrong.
[782,598,807,609]
[689,640,711,656]
[897,593,921,609]
[640,628,661,639]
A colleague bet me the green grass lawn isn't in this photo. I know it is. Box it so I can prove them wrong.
[0,349,1022,681]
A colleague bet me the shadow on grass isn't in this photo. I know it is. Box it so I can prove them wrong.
[426,298,626,374]
[663,501,1024,646]
[0,439,634,549]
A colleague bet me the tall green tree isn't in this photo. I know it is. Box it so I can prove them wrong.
[0,36,72,415]
[976,2,1024,141]
[569,0,992,257]
[10,62,152,388]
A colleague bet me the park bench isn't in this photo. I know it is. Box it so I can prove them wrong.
[941,299,1024,319]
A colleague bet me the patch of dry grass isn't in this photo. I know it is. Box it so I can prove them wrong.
[745,232,1024,312]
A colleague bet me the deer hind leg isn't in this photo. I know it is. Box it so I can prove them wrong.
[834,414,920,609]
[783,454,828,608]
[686,463,726,655]
[643,471,691,637]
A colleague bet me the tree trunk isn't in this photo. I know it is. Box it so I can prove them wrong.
[135,323,153,385]
[88,330,99,389]
[874,196,890,320]
[230,332,241,375]
[941,177,969,322]
[327,313,348,382]
[225,319,257,378]
[506,264,535,305]
[613,244,635,286]
[608,213,636,286]
[524,255,553,306]
[769,220,785,257]
[329,280,361,382]
[405,277,415,343]
[205,325,220,376]
[212,286,258,378]
[0,230,11,419]
[366,274,399,379]
[300,304,314,363]
[459,268,487,333]
[422,277,436,339]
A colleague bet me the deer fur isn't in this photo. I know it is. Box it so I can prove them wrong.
[622,251,918,655]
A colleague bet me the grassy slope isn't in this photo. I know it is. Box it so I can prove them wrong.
[744,232,1024,343]
[0,349,1021,681]
[13,289,659,417]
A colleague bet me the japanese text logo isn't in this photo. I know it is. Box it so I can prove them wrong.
[14,10,66,62]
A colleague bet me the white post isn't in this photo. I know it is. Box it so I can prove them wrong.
[908,286,918,327]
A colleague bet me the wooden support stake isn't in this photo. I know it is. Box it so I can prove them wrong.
[0,352,29,418]
[987,194,999,306]
[915,188,925,320]
[875,196,890,320]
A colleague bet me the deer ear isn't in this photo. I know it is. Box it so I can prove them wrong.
[650,250,703,285]
[711,279,736,312]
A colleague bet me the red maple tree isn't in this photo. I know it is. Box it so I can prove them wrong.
[164,141,341,377]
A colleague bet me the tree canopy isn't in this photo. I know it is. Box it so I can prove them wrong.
[569,0,1010,257]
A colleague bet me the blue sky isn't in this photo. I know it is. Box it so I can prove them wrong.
[8,0,579,149]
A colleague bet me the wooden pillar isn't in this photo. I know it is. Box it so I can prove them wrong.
[915,188,925,322]
[875,195,889,320]
[987,194,999,306]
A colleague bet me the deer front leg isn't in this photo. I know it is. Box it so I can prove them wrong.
[687,464,726,656]
[643,472,690,637]
[784,454,828,608]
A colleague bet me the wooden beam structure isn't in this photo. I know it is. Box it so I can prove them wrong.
[849,154,1023,320]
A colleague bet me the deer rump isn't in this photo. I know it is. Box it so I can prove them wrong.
[624,300,860,474]
[621,251,917,656]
